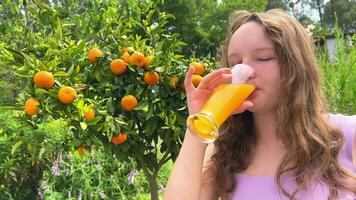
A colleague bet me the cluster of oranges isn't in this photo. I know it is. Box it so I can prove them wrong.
[87,47,161,114]
[26,70,97,154]
[189,62,205,87]
[25,47,208,151]
[25,71,78,116]
[114,47,159,86]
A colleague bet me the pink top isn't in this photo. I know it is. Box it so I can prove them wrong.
[230,114,356,200]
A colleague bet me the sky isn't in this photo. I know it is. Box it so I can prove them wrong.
[216,0,331,22]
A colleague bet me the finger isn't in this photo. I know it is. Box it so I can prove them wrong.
[198,68,231,89]
[184,66,196,92]
[205,74,232,90]
[187,89,214,101]
[232,101,254,115]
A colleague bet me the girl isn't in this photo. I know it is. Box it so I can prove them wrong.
[164,9,356,200]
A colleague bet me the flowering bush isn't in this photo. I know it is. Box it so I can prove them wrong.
[0,111,69,199]
[39,149,152,199]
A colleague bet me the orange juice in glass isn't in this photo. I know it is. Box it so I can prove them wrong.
[187,64,255,143]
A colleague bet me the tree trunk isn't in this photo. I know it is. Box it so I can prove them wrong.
[148,175,159,200]
[138,156,160,200]
[330,0,335,18]
[317,0,323,23]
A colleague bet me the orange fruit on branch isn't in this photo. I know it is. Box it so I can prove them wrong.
[143,55,153,69]
[76,144,91,156]
[189,62,205,75]
[58,86,77,104]
[111,133,128,144]
[87,48,103,64]
[33,71,55,89]
[122,52,131,64]
[169,76,179,88]
[24,98,40,116]
[191,75,203,88]
[84,109,95,120]
[144,71,159,86]
[129,51,145,67]
[110,59,127,75]
[121,95,138,112]
[76,146,85,155]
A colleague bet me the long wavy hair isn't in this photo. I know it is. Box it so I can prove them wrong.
[204,9,356,200]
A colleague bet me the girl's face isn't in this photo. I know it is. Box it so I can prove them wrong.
[227,21,281,115]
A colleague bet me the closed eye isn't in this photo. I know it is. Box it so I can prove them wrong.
[258,58,273,61]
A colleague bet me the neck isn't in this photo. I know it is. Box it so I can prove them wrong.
[253,112,281,146]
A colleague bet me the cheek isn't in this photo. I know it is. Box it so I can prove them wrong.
[265,63,281,85]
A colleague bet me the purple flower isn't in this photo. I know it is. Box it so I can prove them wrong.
[51,162,60,176]
[128,169,137,184]
[99,190,106,199]
[37,182,49,199]
[38,189,44,199]
[41,183,49,190]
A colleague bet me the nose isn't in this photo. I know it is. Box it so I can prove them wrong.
[241,61,256,81]
[248,70,256,80]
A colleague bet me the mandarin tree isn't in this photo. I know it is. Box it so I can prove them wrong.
[0,1,217,199]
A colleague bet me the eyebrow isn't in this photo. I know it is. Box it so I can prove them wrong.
[254,47,274,52]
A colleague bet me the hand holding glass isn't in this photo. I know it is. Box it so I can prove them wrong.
[187,64,255,143]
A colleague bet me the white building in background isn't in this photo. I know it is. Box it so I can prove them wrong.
[324,34,354,62]
[326,38,337,62]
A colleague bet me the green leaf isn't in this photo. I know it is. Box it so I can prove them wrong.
[134,101,148,110]
[54,71,68,77]
[106,97,114,114]
[177,106,187,111]
[38,148,46,160]
[80,122,88,130]
[67,65,75,77]
[75,65,80,73]
[145,118,157,135]
[114,117,127,125]
[13,71,32,78]
[35,88,49,96]
[11,141,22,155]
[155,66,165,73]
[86,117,101,126]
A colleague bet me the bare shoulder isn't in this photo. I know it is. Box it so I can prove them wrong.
[200,144,218,200]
